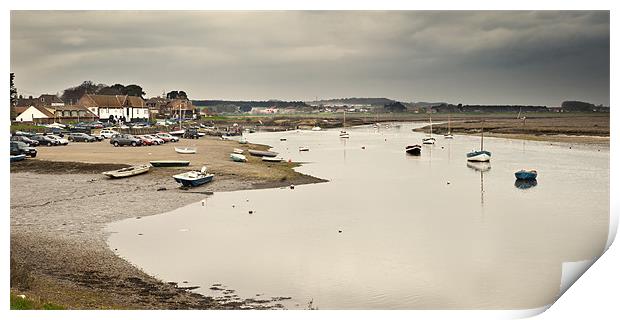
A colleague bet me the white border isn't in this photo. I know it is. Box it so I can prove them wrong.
[3,1,617,320]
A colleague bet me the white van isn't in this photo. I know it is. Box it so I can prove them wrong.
[100,129,120,139]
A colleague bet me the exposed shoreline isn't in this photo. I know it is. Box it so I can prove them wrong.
[10,138,326,309]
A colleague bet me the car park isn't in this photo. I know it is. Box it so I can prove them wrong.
[100,129,121,139]
[10,141,37,157]
[110,134,142,147]
[10,135,40,146]
[67,132,97,142]
[46,134,69,145]
[31,135,60,146]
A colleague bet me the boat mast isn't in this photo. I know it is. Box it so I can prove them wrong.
[343,109,346,130]
[481,120,484,150]
[448,113,451,134]
[429,114,433,137]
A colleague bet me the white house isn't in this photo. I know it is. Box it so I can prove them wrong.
[78,94,149,122]
[15,106,55,123]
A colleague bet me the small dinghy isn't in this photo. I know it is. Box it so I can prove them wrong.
[230,153,247,162]
[249,149,278,157]
[405,145,422,156]
[175,147,197,154]
[262,156,284,162]
[103,164,150,178]
[422,137,436,145]
[10,154,26,162]
[233,148,244,154]
[150,160,190,167]
[280,137,287,141]
[173,166,214,187]
[515,169,538,180]
[239,137,248,144]
[311,126,322,131]
[298,147,310,151]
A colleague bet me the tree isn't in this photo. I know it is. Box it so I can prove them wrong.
[166,90,188,100]
[10,73,17,119]
[124,84,145,98]
[61,81,107,104]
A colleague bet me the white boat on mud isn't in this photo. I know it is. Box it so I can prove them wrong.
[230,153,247,162]
[249,149,279,157]
[102,164,150,178]
[173,166,214,187]
[262,156,284,162]
[311,126,322,131]
[299,147,310,151]
[169,129,185,136]
[175,147,197,154]
[233,148,244,154]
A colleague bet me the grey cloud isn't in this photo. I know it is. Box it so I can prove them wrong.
[11,11,609,105]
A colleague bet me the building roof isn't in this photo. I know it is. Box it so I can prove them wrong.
[79,94,145,108]
[53,105,98,118]
[168,99,195,111]
[33,105,56,118]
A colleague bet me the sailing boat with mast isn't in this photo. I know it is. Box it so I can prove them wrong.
[422,113,436,144]
[466,120,491,162]
[444,113,454,139]
[339,110,350,138]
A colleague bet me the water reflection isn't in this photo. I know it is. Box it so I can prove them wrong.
[467,162,490,205]
[515,179,538,189]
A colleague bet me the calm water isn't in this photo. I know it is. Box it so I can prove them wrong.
[107,123,609,310]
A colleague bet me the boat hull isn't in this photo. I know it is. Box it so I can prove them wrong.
[103,165,150,178]
[175,147,197,154]
[248,149,278,157]
[262,156,284,162]
[173,173,214,187]
[466,151,491,162]
[405,145,422,156]
[515,170,538,180]
[230,154,247,162]
[150,161,191,167]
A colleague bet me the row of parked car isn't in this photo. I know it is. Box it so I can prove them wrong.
[110,132,179,147]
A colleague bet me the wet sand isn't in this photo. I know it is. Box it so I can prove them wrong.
[10,137,324,309]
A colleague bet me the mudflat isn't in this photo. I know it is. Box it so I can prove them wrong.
[10,137,324,309]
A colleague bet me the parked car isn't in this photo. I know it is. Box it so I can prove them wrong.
[46,134,69,145]
[11,135,40,146]
[31,135,60,146]
[91,133,105,141]
[10,141,37,157]
[156,132,179,142]
[100,129,121,139]
[143,134,164,145]
[137,135,155,146]
[110,134,142,147]
[67,132,97,142]
[183,127,200,139]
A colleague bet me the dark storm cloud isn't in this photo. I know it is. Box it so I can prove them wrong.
[10,11,609,105]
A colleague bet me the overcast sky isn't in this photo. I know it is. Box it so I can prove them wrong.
[11,11,609,105]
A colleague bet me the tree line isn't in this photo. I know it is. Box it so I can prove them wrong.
[60,81,146,104]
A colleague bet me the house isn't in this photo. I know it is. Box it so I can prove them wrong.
[78,94,149,122]
[14,105,98,124]
[16,94,65,108]
[145,97,196,119]
[15,106,56,123]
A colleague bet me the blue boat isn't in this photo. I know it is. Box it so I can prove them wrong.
[173,166,214,187]
[515,169,538,180]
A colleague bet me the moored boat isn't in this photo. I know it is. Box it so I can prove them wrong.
[150,160,191,167]
[466,120,491,162]
[233,148,244,154]
[298,146,310,151]
[262,156,284,162]
[423,114,435,144]
[174,147,197,154]
[239,137,248,144]
[515,169,538,180]
[422,137,436,145]
[311,126,322,131]
[169,129,185,136]
[248,149,278,157]
[405,145,422,156]
[230,153,247,162]
[173,166,214,187]
[102,164,150,178]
